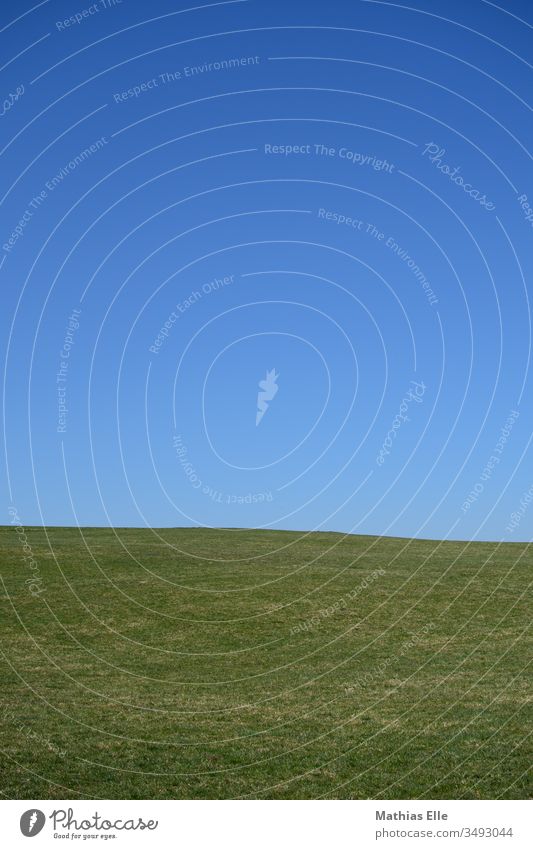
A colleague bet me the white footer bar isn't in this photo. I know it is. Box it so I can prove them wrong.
[2,799,531,848]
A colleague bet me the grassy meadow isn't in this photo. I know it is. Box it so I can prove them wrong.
[0,526,531,799]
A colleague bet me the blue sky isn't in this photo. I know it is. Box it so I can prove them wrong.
[1,0,532,540]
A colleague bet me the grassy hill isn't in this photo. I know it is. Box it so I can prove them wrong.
[0,526,530,799]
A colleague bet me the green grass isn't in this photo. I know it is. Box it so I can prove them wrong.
[0,526,531,799]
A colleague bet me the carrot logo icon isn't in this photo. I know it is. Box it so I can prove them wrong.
[20,809,46,837]
[256,369,279,426]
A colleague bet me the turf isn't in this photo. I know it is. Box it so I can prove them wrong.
[0,526,531,799]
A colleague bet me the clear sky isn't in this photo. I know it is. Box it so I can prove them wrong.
[2,0,532,541]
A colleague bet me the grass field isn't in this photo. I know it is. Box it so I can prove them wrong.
[0,526,531,799]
